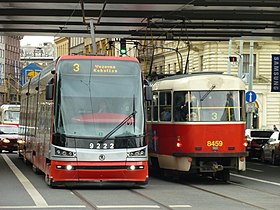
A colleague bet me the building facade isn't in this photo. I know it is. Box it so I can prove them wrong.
[55,37,70,57]
[0,36,4,97]
[0,36,22,104]
[20,42,55,68]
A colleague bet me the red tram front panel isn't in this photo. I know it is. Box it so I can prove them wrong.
[150,123,246,156]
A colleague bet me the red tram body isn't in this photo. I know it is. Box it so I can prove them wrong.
[147,73,247,181]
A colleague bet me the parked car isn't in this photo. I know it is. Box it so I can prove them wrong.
[262,131,280,165]
[0,124,19,153]
[245,129,274,160]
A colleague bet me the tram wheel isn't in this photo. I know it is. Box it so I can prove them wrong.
[260,151,265,163]
[45,174,57,188]
[215,169,230,182]
[134,178,149,187]
[271,152,279,165]
[32,164,41,175]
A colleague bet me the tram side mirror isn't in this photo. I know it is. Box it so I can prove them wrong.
[144,86,152,101]
[46,78,54,100]
[46,84,54,100]
[144,79,152,101]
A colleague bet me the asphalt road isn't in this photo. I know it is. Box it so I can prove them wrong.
[0,153,279,210]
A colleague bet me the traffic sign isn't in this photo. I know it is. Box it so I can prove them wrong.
[246,91,257,103]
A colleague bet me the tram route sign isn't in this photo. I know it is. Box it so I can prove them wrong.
[271,54,280,92]
[246,91,257,103]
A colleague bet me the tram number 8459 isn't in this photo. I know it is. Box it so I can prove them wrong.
[207,140,223,147]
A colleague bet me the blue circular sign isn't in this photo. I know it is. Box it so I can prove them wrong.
[246,91,257,103]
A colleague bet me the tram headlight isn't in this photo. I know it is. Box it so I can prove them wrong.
[127,148,146,157]
[17,140,25,144]
[129,165,136,170]
[55,148,76,157]
[2,139,10,143]
[66,165,73,170]
[128,165,144,170]
[56,165,75,170]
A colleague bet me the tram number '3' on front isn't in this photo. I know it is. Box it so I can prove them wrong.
[207,141,223,147]
[89,142,114,149]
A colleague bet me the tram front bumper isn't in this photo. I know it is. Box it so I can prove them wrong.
[49,160,148,182]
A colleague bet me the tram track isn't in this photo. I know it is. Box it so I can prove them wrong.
[71,190,99,210]
[70,186,174,210]
[130,188,174,210]
[185,183,268,210]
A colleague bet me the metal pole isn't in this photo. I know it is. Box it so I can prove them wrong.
[248,40,254,91]
[246,40,254,129]
[227,39,232,74]
[90,18,97,55]
[238,40,243,78]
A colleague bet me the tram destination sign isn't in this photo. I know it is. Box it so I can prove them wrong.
[271,54,280,92]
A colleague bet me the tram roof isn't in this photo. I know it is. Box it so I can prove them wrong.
[0,1,280,41]
[152,72,246,91]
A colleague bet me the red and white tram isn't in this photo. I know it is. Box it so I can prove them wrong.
[19,55,151,187]
[147,72,247,181]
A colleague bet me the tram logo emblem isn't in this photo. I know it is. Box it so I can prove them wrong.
[99,154,106,161]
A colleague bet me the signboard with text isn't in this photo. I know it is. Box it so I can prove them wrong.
[271,54,280,92]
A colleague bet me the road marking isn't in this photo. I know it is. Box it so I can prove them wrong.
[268,165,279,168]
[0,205,85,209]
[1,154,87,209]
[96,205,192,209]
[97,205,160,209]
[246,167,263,172]
[251,162,263,166]
[2,154,48,207]
[169,205,192,208]
[231,173,280,186]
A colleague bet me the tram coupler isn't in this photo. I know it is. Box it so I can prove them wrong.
[199,161,223,172]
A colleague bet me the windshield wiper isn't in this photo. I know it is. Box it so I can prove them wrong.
[200,84,216,101]
[98,110,137,143]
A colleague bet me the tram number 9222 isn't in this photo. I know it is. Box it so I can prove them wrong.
[89,142,114,149]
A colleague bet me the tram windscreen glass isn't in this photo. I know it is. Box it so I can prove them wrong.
[55,59,144,138]
[173,90,244,122]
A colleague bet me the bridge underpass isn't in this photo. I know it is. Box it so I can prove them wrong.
[0,0,280,41]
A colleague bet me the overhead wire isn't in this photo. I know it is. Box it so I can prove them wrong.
[54,0,83,37]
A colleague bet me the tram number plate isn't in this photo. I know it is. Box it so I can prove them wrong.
[207,140,223,147]
[89,142,114,149]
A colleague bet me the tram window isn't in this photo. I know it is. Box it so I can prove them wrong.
[152,92,159,121]
[174,91,189,122]
[197,91,241,122]
[159,92,171,121]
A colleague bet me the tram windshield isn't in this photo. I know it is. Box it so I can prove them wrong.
[55,59,144,138]
[173,90,245,122]
[3,110,20,122]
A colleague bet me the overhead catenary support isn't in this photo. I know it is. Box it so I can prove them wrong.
[227,39,232,74]
[238,40,244,78]
[246,40,254,129]
[248,40,254,91]
[90,18,97,55]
